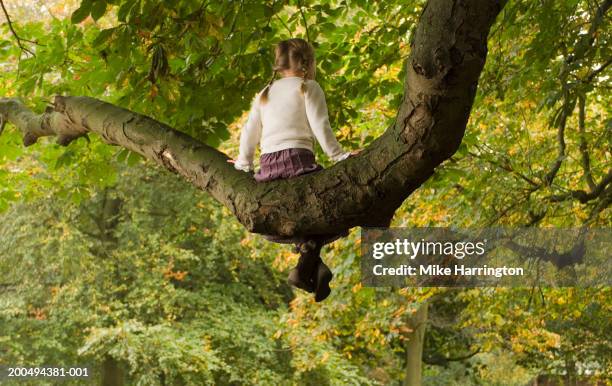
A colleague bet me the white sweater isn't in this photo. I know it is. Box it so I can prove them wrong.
[234,77,350,172]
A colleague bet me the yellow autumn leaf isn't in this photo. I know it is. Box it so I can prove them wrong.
[321,352,329,363]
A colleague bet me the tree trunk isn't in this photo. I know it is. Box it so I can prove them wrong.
[0,0,505,238]
[101,356,124,386]
[404,302,429,386]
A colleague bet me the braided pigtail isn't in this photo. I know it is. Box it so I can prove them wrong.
[300,65,308,95]
[260,69,278,105]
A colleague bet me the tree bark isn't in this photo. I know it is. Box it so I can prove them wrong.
[404,302,428,386]
[0,0,505,238]
[101,356,124,386]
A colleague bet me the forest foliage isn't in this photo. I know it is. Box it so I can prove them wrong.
[0,0,610,384]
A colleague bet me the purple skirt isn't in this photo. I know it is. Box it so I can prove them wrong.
[255,148,337,244]
[255,148,322,182]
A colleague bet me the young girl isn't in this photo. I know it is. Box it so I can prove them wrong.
[229,38,355,302]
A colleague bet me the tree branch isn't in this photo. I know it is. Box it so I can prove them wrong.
[585,57,612,83]
[298,1,311,43]
[0,0,505,238]
[468,150,539,188]
[423,347,481,367]
[543,0,611,186]
[577,95,596,191]
[542,94,570,186]
[566,0,612,66]
[586,184,612,223]
[548,169,612,203]
[0,0,36,57]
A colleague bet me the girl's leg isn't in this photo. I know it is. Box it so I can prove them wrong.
[288,240,320,293]
[313,254,333,302]
[288,239,334,302]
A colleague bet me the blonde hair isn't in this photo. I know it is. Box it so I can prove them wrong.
[260,38,316,104]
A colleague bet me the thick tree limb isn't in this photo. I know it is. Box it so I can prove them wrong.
[0,0,505,238]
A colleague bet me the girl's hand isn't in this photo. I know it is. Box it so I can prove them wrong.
[349,149,362,157]
[229,159,253,172]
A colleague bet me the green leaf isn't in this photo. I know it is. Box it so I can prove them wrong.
[263,5,274,17]
[93,27,116,47]
[117,1,136,22]
[115,148,129,163]
[126,151,143,166]
[55,149,76,169]
[90,0,107,21]
[71,0,92,24]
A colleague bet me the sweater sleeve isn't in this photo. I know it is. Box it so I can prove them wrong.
[304,81,350,162]
[234,93,263,172]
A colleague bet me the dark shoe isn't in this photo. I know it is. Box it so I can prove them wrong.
[314,261,333,302]
[287,267,315,293]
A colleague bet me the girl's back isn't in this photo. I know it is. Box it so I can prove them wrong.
[257,77,338,157]
[259,76,313,153]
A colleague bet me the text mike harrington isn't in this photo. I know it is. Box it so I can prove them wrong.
[369,239,524,279]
